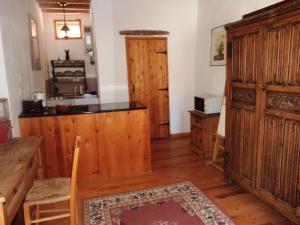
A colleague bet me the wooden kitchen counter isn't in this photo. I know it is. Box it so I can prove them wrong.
[19,102,151,181]
[0,137,41,225]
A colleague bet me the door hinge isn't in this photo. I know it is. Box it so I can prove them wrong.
[157,88,168,91]
[156,51,168,55]
[130,84,135,92]
[159,123,170,126]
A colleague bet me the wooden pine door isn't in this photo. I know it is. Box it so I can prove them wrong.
[226,27,263,187]
[126,37,170,139]
[256,15,300,211]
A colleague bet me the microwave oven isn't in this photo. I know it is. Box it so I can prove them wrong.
[194,95,222,114]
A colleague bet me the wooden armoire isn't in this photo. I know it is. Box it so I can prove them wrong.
[225,1,300,224]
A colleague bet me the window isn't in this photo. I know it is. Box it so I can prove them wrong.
[54,20,82,40]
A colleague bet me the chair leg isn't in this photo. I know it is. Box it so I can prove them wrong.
[35,205,40,225]
[23,202,31,225]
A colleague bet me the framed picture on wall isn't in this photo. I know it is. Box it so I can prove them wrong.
[210,26,227,66]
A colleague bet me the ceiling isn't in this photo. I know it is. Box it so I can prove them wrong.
[37,0,91,14]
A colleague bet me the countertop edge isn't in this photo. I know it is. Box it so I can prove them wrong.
[19,102,147,119]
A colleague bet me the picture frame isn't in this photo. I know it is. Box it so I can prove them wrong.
[210,26,227,66]
[29,14,41,71]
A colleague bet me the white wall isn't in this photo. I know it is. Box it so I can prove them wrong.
[43,13,96,78]
[196,0,282,97]
[0,27,9,99]
[0,0,47,136]
[196,0,282,136]
[92,0,199,134]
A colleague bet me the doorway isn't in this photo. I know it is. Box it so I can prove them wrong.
[126,37,170,139]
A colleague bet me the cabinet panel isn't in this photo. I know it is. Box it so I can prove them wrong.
[259,116,300,208]
[259,115,284,197]
[191,126,202,149]
[257,15,300,210]
[227,26,262,188]
[191,114,202,128]
[57,115,100,179]
[19,110,151,181]
[229,108,257,185]
[279,120,300,207]
[232,29,260,83]
[265,20,300,86]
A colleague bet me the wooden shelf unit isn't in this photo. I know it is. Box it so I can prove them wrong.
[51,60,87,97]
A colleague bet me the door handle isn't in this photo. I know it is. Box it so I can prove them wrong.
[157,88,168,91]
[156,51,167,55]
[159,123,169,126]
[129,84,135,92]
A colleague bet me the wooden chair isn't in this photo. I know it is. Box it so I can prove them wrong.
[209,134,225,172]
[23,136,81,225]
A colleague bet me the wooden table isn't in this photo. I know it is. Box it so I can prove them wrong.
[0,137,42,225]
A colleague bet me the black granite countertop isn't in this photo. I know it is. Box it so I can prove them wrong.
[19,102,147,118]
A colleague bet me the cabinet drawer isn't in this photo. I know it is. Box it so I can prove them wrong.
[26,155,38,181]
[5,156,37,224]
[5,174,27,224]
[191,115,202,128]
[191,126,202,149]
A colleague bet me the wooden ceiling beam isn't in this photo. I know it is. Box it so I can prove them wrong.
[37,0,90,3]
[42,9,90,14]
[39,3,90,10]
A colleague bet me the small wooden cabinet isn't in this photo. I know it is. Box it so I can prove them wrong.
[189,110,219,159]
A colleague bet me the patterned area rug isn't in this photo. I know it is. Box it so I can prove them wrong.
[84,181,236,225]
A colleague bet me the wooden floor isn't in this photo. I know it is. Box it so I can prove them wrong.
[41,137,293,225]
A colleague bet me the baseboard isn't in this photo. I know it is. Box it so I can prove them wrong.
[170,132,191,139]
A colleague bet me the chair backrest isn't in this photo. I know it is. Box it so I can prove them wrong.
[70,136,81,225]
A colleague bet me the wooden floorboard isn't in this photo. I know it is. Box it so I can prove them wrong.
[41,137,292,225]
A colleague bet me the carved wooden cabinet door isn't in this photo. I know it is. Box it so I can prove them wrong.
[256,15,300,211]
[226,27,263,188]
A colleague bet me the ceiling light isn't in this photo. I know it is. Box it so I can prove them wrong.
[59,2,70,39]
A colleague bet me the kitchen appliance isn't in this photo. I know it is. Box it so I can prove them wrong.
[22,100,44,114]
[0,98,12,144]
[32,92,46,107]
[195,95,223,114]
